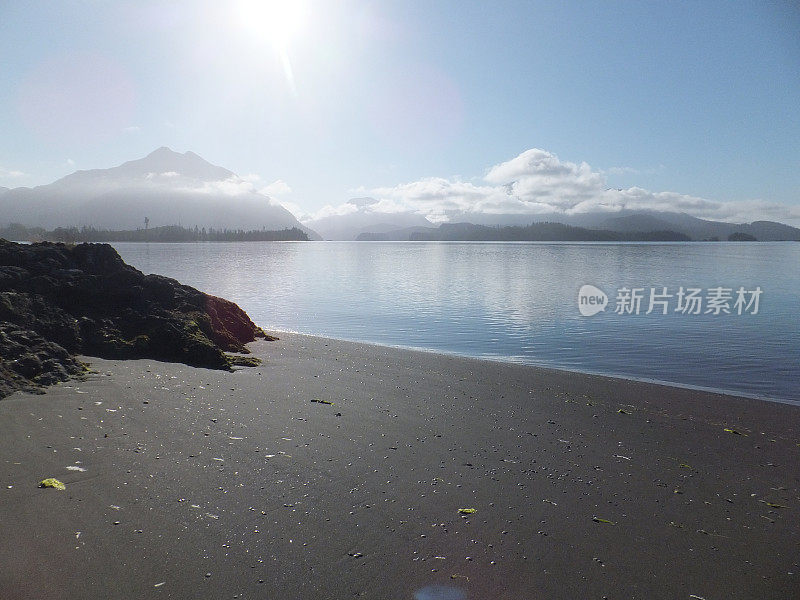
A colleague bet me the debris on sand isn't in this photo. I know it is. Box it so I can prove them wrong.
[39,478,66,490]
[723,427,746,436]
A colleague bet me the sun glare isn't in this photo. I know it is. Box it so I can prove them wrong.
[237,0,307,49]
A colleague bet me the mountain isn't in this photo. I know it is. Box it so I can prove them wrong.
[0,148,320,238]
[745,221,800,241]
[356,225,438,241]
[302,198,434,240]
[353,210,800,241]
[357,222,691,242]
[591,210,800,241]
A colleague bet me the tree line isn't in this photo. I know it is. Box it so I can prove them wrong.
[396,222,693,242]
[0,224,309,243]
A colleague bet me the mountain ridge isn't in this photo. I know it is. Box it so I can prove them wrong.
[301,198,434,240]
[3,150,798,242]
[0,148,320,239]
[355,215,800,242]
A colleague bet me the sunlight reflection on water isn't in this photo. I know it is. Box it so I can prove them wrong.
[113,241,800,403]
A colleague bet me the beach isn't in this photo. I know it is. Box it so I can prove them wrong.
[1,333,798,600]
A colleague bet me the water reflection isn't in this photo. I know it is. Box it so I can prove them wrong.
[113,241,800,403]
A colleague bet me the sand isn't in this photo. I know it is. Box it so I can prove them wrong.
[1,333,798,599]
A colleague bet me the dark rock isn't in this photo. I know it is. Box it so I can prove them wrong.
[0,239,272,398]
[0,322,86,397]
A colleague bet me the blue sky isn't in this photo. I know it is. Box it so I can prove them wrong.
[1,1,798,222]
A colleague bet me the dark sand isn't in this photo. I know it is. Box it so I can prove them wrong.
[1,333,798,600]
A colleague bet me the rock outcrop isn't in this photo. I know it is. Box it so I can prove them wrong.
[0,322,87,398]
[0,239,271,398]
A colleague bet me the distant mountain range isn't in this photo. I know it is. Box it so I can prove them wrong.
[302,198,434,241]
[357,222,692,242]
[0,147,320,239]
[585,211,800,241]
[351,210,800,242]
[2,149,798,242]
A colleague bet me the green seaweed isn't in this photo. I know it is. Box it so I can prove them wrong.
[760,501,789,509]
[227,354,262,367]
[39,478,66,490]
[592,516,615,524]
[723,428,746,436]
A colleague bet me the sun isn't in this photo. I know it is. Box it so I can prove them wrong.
[237,0,308,50]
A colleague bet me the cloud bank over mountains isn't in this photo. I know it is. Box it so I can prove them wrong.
[304,148,800,227]
[2,147,797,240]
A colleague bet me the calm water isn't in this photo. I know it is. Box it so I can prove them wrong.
[112,242,800,404]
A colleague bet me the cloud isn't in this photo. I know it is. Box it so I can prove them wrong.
[170,175,287,205]
[260,179,292,197]
[305,201,359,221]
[0,167,26,178]
[604,166,640,176]
[226,174,292,198]
[145,171,180,180]
[278,200,308,220]
[348,197,378,208]
[310,148,800,226]
[123,125,141,134]
[186,176,260,196]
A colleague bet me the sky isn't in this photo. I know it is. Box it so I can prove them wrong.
[1,0,799,224]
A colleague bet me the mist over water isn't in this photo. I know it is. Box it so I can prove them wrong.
[113,241,800,404]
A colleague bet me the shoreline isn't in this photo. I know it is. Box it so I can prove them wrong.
[269,329,799,407]
[2,332,799,599]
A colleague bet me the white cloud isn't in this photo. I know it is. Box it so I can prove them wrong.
[314,148,800,226]
[305,202,359,221]
[348,197,377,208]
[219,174,292,199]
[260,179,292,197]
[170,175,288,204]
[604,166,640,176]
[145,171,180,180]
[188,177,259,196]
[0,167,26,178]
[278,200,308,219]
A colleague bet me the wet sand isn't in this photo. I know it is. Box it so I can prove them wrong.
[1,333,798,599]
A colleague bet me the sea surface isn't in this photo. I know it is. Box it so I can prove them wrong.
[112,241,800,404]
